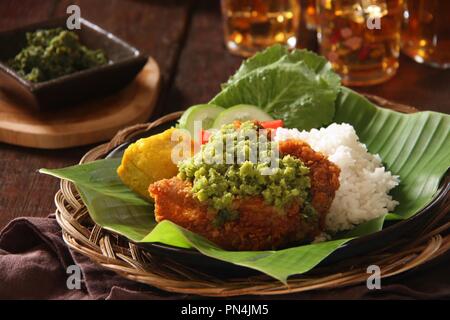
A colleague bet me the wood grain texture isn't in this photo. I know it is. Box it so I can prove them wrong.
[53,0,191,79]
[0,58,160,149]
[0,0,59,228]
[0,0,191,227]
[0,0,449,230]
[53,0,193,120]
[0,0,57,31]
[356,55,450,114]
[164,0,242,113]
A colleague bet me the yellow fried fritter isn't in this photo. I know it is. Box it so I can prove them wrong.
[117,128,183,199]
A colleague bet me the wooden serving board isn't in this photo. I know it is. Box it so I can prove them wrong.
[0,58,160,149]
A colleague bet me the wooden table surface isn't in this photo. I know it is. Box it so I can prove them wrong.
[0,0,449,229]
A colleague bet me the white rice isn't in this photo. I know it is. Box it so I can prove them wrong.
[275,123,399,233]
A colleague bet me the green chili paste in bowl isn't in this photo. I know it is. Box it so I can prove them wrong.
[7,28,107,82]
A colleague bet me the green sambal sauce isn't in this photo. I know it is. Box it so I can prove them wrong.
[7,28,107,82]
[178,121,312,225]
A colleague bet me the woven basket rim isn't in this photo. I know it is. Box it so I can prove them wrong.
[53,94,450,297]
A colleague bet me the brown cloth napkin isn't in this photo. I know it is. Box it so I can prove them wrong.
[1,215,449,300]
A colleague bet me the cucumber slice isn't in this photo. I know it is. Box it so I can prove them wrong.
[213,104,273,128]
[178,104,225,135]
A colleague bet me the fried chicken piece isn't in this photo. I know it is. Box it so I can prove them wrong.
[149,177,317,250]
[149,139,340,251]
[279,140,340,228]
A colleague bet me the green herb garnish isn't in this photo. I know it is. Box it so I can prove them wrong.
[7,27,107,82]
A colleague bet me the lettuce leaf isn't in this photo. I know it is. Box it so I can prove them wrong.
[211,45,341,130]
[224,45,339,88]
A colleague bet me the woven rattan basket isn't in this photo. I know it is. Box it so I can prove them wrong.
[53,95,450,297]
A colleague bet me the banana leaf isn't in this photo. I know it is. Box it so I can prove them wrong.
[336,88,450,219]
[40,88,450,283]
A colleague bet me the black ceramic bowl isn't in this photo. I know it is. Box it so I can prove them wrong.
[106,120,450,278]
[0,17,147,110]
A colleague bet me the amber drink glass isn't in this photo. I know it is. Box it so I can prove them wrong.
[317,0,404,86]
[221,0,301,57]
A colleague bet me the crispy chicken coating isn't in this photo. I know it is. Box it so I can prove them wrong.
[149,177,318,250]
[278,140,340,228]
[149,139,340,251]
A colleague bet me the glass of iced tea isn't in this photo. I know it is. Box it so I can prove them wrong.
[221,0,301,57]
[402,0,450,69]
[304,0,318,30]
[316,0,404,86]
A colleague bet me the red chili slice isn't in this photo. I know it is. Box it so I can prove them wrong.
[260,119,284,129]
[199,129,211,144]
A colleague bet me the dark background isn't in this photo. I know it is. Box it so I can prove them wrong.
[0,0,449,229]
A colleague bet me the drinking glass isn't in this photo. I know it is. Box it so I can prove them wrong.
[316,0,404,86]
[402,0,450,69]
[221,0,301,57]
[304,0,318,30]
